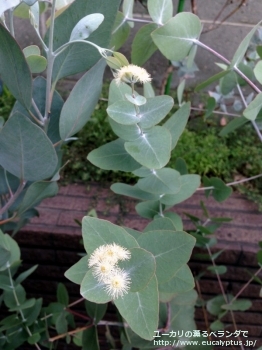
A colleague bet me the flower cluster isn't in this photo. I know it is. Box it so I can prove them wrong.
[88,243,131,299]
[114,64,152,86]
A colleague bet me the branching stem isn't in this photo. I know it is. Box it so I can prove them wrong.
[0,180,26,218]
[229,266,262,305]
[194,40,261,94]
[197,173,262,191]
[126,17,154,24]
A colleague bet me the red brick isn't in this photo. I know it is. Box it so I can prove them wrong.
[29,207,61,226]
[39,195,76,210]
[57,210,86,227]
[58,185,69,195]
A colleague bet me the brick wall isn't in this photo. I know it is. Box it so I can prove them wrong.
[12,184,262,349]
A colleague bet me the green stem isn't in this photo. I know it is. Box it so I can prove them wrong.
[159,202,164,217]
[177,0,186,13]
[131,83,140,115]
[164,69,173,95]
[7,10,15,37]
[54,39,107,57]
[44,0,57,126]
[7,266,41,350]
[126,17,153,24]
[205,244,227,303]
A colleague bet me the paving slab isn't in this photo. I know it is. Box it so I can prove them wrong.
[10,0,262,92]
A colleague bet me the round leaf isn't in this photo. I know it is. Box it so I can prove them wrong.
[23,45,41,57]
[160,174,200,206]
[119,247,156,292]
[27,333,41,345]
[158,265,194,294]
[82,217,139,255]
[0,113,58,181]
[80,270,111,304]
[137,230,195,283]
[26,55,47,73]
[65,256,88,285]
[147,0,173,25]
[151,13,202,61]
[125,94,147,106]
[125,126,171,169]
[87,138,141,172]
[138,95,174,129]
[115,275,158,340]
[222,299,252,311]
[70,13,104,41]
[107,101,140,125]
[135,200,162,219]
[137,168,181,195]
[108,118,141,141]
[131,23,158,66]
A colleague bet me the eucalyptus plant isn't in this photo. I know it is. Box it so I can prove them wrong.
[0,0,262,349]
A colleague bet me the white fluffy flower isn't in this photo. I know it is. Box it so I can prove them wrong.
[104,268,131,299]
[108,243,131,261]
[114,64,151,85]
[88,245,109,268]
[92,260,115,282]
[88,243,132,299]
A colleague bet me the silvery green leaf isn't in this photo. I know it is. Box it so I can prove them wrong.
[23,0,38,6]
[138,230,195,284]
[107,101,140,125]
[0,113,58,181]
[70,13,104,41]
[115,276,158,340]
[29,0,39,29]
[125,126,171,169]
[143,82,155,98]
[243,92,262,120]
[48,0,119,81]
[254,60,262,84]
[231,20,262,67]
[232,99,242,111]
[60,58,105,140]
[148,0,173,25]
[0,23,32,109]
[0,0,20,17]
[125,94,147,106]
[151,13,202,61]
[177,79,185,106]
[122,0,134,28]
[55,0,74,11]
[23,45,40,57]
[131,23,158,66]
[246,92,254,105]
[110,11,131,51]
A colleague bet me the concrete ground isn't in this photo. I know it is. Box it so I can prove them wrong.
[10,0,262,91]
